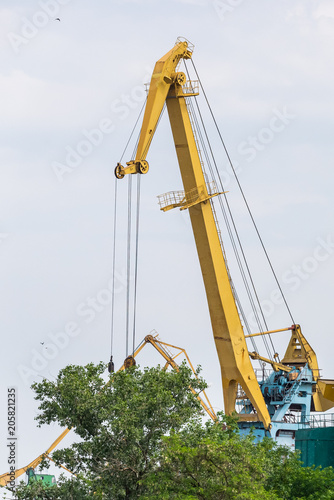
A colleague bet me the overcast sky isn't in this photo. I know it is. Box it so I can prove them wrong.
[1,0,334,490]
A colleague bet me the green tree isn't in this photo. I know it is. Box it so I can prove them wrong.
[142,417,334,500]
[265,445,334,500]
[142,416,281,499]
[17,362,206,499]
[15,362,334,499]
[15,473,91,500]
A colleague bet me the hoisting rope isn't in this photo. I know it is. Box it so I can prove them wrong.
[190,59,295,330]
[110,178,118,358]
[126,174,132,357]
[132,175,141,354]
[118,98,148,165]
[113,98,147,360]
[127,132,144,356]
[127,104,166,355]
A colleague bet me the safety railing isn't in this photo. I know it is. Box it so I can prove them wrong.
[157,190,185,210]
[176,36,194,54]
[157,181,219,211]
[297,413,334,429]
[182,80,199,95]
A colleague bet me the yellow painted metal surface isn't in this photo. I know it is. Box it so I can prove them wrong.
[245,326,293,338]
[164,81,271,429]
[281,324,333,412]
[249,351,292,373]
[144,335,217,422]
[116,39,193,179]
[281,325,318,370]
[317,379,334,411]
[318,379,334,402]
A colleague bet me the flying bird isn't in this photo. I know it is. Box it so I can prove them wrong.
[55,18,61,21]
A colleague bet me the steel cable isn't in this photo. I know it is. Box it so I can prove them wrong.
[190,59,295,335]
[184,60,277,360]
[110,178,118,356]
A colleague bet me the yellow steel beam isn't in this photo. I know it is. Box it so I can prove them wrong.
[44,454,75,476]
[249,352,292,373]
[134,42,192,163]
[286,324,333,412]
[164,81,271,429]
[245,327,293,338]
[144,335,217,422]
[115,40,192,179]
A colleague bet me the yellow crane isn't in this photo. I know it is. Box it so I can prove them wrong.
[115,38,334,439]
[3,41,333,488]
[115,37,271,429]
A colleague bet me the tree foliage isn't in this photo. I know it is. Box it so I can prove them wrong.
[144,419,334,500]
[15,473,90,500]
[142,418,280,499]
[14,362,334,500]
[17,362,206,499]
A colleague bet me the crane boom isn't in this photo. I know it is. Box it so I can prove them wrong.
[115,39,271,429]
[115,39,192,179]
